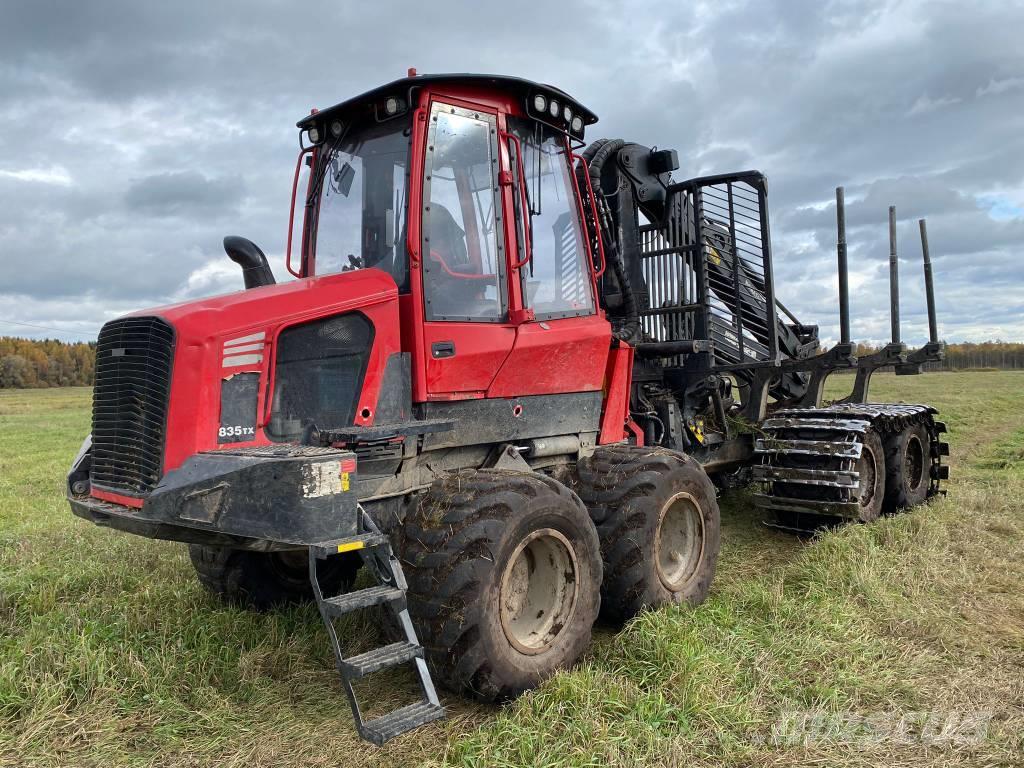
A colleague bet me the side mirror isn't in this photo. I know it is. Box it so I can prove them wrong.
[331,159,356,197]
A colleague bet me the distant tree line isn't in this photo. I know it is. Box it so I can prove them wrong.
[853,341,1024,371]
[0,337,1022,389]
[0,337,96,388]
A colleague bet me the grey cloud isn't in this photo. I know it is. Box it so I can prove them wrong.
[125,171,245,218]
[0,0,1021,345]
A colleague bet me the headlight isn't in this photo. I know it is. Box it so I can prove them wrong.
[549,99,559,118]
[563,105,573,123]
[330,120,344,137]
[533,94,547,113]
[571,116,584,133]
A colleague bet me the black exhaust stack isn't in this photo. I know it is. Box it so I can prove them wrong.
[224,236,276,289]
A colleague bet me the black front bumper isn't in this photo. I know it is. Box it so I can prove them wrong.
[68,442,361,550]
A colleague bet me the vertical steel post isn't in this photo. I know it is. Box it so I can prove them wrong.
[693,186,710,356]
[836,187,851,344]
[728,183,745,360]
[919,218,938,344]
[757,177,780,361]
[888,205,901,344]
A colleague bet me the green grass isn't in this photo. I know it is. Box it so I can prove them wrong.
[2,374,1023,767]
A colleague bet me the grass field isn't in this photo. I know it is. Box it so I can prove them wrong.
[1,372,1023,767]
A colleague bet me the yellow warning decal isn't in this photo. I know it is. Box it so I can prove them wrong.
[341,472,350,492]
[709,247,722,265]
[336,541,364,554]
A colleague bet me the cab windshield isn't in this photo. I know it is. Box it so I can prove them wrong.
[307,114,411,289]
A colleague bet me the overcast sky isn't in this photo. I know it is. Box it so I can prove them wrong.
[1,0,1021,345]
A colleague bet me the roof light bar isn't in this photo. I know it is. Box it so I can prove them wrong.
[529,92,587,139]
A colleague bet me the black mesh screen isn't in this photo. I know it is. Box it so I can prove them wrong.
[268,313,373,440]
[90,316,175,495]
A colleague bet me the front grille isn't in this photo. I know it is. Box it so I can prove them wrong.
[90,316,175,496]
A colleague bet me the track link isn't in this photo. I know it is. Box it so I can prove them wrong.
[752,403,948,521]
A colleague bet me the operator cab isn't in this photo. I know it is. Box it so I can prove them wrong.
[290,73,606,401]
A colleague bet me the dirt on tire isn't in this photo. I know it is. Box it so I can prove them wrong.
[401,469,601,702]
[854,427,886,522]
[575,445,720,624]
[884,420,931,512]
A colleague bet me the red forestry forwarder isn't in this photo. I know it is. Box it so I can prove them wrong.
[68,71,949,743]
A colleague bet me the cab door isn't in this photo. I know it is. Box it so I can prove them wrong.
[420,101,516,396]
[487,119,612,398]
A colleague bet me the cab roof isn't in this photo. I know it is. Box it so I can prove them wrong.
[296,72,598,129]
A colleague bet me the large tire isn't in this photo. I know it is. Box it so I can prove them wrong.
[402,469,602,701]
[189,546,360,611]
[576,445,720,624]
[883,421,930,512]
[854,427,886,522]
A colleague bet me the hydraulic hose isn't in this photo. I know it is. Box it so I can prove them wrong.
[577,139,642,344]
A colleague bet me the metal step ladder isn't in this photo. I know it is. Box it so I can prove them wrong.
[309,510,443,745]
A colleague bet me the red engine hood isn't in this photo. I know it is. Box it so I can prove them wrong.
[135,268,399,340]
[116,268,401,477]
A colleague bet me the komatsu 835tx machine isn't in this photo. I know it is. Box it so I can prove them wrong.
[68,71,948,743]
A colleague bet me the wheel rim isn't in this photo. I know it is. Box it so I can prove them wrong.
[858,442,878,507]
[654,492,706,591]
[905,433,925,491]
[499,528,579,655]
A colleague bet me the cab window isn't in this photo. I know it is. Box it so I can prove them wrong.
[422,104,505,321]
[508,118,594,319]
[309,114,410,290]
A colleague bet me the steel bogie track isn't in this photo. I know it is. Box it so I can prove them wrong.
[753,403,948,519]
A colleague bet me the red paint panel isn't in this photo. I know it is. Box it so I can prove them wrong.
[487,315,611,398]
[625,419,644,446]
[400,105,430,401]
[91,489,144,509]
[344,297,402,428]
[425,390,486,402]
[144,268,398,329]
[417,94,518,398]
[148,268,401,474]
[598,343,634,445]
[422,321,516,394]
